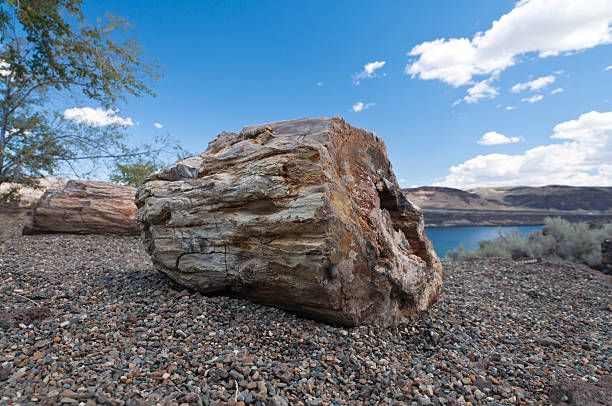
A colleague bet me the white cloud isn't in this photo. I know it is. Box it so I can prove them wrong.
[154,122,163,129]
[0,61,11,77]
[406,0,612,99]
[550,87,564,94]
[506,106,516,110]
[511,75,555,92]
[351,101,375,112]
[463,78,498,103]
[63,107,133,127]
[435,110,612,188]
[521,94,544,103]
[477,131,522,145]
[605,65,612,70]
[353,61,386,84]
[316,81,324,87]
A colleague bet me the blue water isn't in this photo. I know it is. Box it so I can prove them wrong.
[425,225,543,258]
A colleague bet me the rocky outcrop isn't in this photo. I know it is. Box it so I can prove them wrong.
[403,186,612,227]
[23,180,138,235]
[136,117,443,326]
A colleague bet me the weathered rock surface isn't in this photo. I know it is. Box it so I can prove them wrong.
[23,180,138,235]
[136,117,443,326]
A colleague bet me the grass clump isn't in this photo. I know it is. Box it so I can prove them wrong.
[448,217,612,266]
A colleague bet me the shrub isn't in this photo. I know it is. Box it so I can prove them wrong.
[447,217,612,266]
[476,239,512,259]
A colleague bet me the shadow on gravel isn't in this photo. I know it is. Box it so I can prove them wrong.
[549,376,612,405]
[0,306,52,330]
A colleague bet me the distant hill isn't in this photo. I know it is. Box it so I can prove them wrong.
[403,185,612,227]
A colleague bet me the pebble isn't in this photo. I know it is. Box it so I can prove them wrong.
[0,216,610,405]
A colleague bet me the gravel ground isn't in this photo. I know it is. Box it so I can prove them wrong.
[1,213,610,405]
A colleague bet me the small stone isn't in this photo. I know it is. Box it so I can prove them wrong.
[48,389,60,397]
[418,395,431,406]
[31,351,44,361]
[256,380,267,394]
[0,366,12,381]
[272,363,294,383]
[182,393,200,404]
[0,318,14,330]
[269,396,288,406]
[60,397,78,404]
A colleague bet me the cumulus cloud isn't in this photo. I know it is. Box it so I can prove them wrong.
[406,0,612,99]
[0,61,11,77]
[353,61,386,84]
[463,78,499,103]
[154,122,163,129]
[477,131,522,145]
[435,110,612,188]
[550,87,564,94]
[506,106,516,110]
[63,107,133,127]
[606,65,612,70]
[511,75,555,92]
[351,101,375,112]
[316,81,324,87]
[521,94,543,103]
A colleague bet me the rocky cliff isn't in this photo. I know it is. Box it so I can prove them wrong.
[403,185,612,227]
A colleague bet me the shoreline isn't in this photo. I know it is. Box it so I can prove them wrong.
[422,208,612,228]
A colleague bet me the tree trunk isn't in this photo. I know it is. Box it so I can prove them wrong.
[23,180,139,235]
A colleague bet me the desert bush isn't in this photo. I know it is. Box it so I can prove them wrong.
[498,228,533,258]
[447,217,612,266]
[475,239,512,259]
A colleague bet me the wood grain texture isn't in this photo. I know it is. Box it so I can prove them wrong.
[23,180,139,235]
[137,117,443,326]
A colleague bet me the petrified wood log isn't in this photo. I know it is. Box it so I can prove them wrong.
[136,117,443,326]
[23,180,139,235]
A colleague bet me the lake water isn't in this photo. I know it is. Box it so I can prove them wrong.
[425,225,543,258]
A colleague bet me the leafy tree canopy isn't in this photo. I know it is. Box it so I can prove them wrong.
[0,0,163,188]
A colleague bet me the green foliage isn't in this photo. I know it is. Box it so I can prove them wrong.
[0,184,20,202]
[0,0,162,187]
[111,160,158,187]
[110,143,192,187]
[476,239,512,259]
[447,217,612,266]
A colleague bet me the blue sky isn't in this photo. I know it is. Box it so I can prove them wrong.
[71,0,612,188]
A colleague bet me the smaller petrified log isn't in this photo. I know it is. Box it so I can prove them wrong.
[23,180,138,235]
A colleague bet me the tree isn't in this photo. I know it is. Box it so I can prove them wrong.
[0,0,162,189]
[111,159,159,187]
[110,144,192,187]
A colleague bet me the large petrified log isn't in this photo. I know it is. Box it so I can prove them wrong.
[136,117,443,326]
[23,180,139,235]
